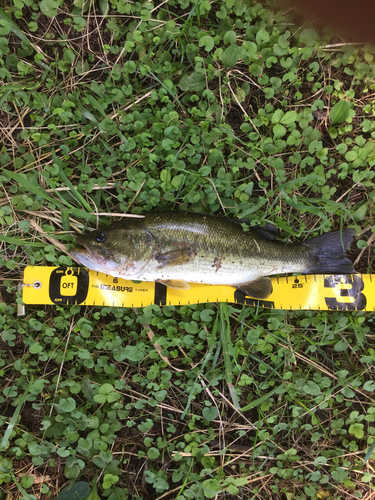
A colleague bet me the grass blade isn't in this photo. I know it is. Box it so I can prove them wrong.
[84,92,107,118]
[0,235,46,247]
[0,7,29,42]
[11,472,36,500]
[362,440,375,468]
[2,169,67,209]
[219,303,240,410]
[181,316,219,420]
[60,208,71,231]
[0,376,34,451]
[241,385,284,412]
[3,169,97,223]
[52,149,92,211]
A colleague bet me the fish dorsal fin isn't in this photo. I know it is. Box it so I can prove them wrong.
[158,279,191,290]
[236,277,273,299]
[236,219,280,241]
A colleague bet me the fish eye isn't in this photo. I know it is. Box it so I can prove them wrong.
[95,232,106,243]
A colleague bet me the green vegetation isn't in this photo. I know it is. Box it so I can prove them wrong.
[1,0,375,498]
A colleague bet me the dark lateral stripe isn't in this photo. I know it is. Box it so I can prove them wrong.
[154,282,167,305]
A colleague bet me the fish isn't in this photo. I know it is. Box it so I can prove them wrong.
[70,211,355,299]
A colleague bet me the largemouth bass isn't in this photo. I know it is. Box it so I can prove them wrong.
[71,211,355,299]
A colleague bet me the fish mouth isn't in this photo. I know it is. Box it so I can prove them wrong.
[70,245,109,266]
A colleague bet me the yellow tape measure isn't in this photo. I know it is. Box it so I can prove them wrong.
[21,266,371,311]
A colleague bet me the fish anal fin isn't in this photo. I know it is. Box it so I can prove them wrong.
[158,279,191,290]
[236,277,273,299]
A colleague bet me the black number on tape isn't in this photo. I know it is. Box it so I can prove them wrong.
[324,275,366,311]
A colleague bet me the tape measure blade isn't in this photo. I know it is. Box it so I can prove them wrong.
[21,268,372,311]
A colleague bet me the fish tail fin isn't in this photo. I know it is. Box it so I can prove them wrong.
[304,228,355,274]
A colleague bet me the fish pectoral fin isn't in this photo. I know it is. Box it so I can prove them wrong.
[155,247,195,268]
[236,277,273,299]
[158,279,191,290]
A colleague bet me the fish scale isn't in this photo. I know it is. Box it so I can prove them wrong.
[70,211,355,299]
